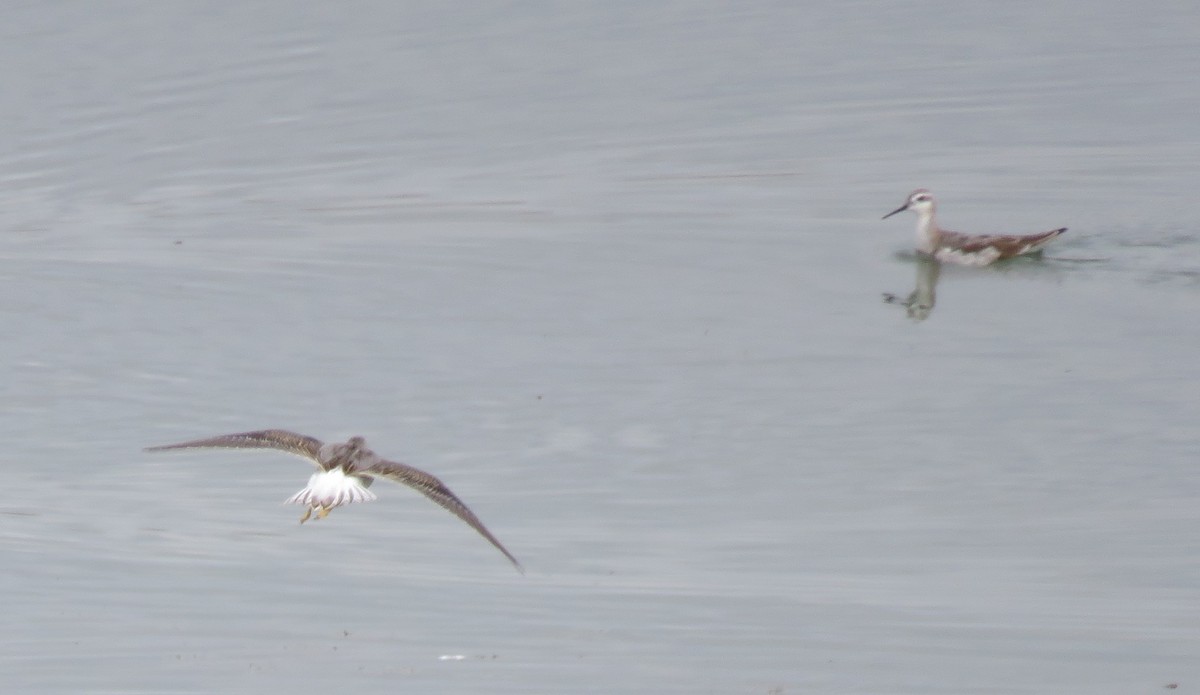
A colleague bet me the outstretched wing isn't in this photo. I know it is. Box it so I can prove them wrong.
[364,458,523,573]
[145,429,324,467]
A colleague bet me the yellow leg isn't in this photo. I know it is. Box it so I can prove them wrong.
[316,506,332,520]
[299,507,313,524]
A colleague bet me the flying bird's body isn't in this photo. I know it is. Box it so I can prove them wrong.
[146,429,522,572]
[882,189,1066,266]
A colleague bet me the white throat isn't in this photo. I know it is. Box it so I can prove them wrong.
[913,208,939,253]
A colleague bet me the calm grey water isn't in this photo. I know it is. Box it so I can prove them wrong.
[1,3,1198,694]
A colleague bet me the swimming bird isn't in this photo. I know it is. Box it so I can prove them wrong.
[882,189,1066,266]
[146,429,522,572]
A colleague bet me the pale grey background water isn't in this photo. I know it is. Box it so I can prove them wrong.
[1,2,1198,694]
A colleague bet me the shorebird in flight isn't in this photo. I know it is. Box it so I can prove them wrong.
[146,429,522,572]
[882,189,1066,266]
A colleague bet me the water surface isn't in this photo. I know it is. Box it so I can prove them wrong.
[1,2,1198,693]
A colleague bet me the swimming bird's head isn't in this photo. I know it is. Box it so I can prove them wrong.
[882,188,935,220]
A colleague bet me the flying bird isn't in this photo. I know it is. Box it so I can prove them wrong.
[883,188,1066,266]
[146,429,522,572]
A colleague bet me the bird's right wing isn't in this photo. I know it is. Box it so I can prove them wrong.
[145,429,324,466]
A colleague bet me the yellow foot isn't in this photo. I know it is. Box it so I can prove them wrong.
[316,506,332,520]
[299,507,313,524]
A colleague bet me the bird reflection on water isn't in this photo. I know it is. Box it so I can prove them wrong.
[883,254,941,321]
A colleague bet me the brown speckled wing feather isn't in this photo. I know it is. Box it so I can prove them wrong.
[364,458,523,572]
[145,429,324,466]
[945,228,1067,258]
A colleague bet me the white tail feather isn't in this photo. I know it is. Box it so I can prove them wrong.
[283,469,378,508]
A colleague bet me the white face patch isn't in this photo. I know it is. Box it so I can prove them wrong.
[906,195,934,212]
[907,189,933,204]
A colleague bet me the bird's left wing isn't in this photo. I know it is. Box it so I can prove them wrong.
[364,457,523,573]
